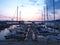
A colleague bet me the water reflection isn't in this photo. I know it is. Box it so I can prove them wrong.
[0,25,17,40]
[0,29,10,40]
[9,25,17,29]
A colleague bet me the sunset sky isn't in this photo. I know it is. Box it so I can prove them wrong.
[0,0,60,21]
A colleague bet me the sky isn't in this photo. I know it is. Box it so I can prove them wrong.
[46,0,60,20]
[0,0,60,21]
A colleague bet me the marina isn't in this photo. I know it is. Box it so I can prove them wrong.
[0,0,60,45]
[0,21,60,45]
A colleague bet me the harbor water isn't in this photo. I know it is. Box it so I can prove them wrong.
[0,25,17,40]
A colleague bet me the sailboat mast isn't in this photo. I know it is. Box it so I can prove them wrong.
[46,1,48,22]
[44,7,45,22]
[17,6,18,21]
[52,0,55,32]
[53,0,55,21]
[20,11,21,21]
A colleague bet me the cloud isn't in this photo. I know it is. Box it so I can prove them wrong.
[0,0,46,21]
[29,0,37,3]
[29,0,45,7]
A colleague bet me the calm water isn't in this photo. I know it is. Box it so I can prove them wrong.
[0,25,17,40]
